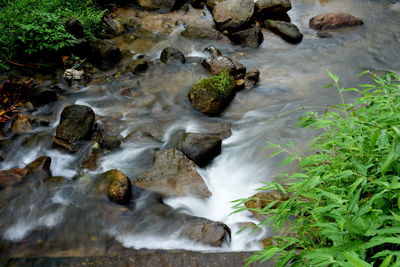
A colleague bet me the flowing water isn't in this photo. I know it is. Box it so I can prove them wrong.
[1,0,400,258]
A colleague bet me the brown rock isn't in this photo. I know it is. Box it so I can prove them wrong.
[309,13,364,31]
[0,168,27,189]
[11,114,32,135]
[244,69,260,89]
[96,169,133,205]
[134,149,211,198]
[212,0,255,32]
[245,190,289,214]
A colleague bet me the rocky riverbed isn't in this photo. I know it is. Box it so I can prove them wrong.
[0,0,399,265]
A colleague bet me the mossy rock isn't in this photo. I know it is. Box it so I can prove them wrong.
[95,169,132,205]
[125,58,149,74]
[188,72,236,116]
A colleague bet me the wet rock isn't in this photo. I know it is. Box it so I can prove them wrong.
[230,27,264,47]
[202,55,246,80]
[176,133,222,167]
[134,149,211,198]
[26,156,52,174]
[317,31,333,38]
[160,47,186,64]
[125,58,149,74]
[137,0,182,12]
[235,79,245,91]
[188,72,236,116]
[64,18,85,38]
[103,15,125,37]
[181,26,225,40]
[63,69,85,81]
[89,40,122,70]
[124,130,160,143]
[180,216,231,246]
[245,190,289,214]
[191,0,205,9]
[265,20,303,44]
[199,122,232,139]
[255,0,291,20]
[212,0,255,32]
[55,105,95,144]
[96,169,133,205]
[206,0,224,11]
[100,136,122,151]
[244,69,260,89]
[0,168,27,189]
[80,148,102,171]
[52,137,77,153]
[11,114,32,135]
[309,13,364,31]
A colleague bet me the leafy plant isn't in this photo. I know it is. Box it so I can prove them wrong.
[235,71,400,266]
[0,0,106,66]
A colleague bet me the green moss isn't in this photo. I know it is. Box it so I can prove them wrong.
[192,71,235,99]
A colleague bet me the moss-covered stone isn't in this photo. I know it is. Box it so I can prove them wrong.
[95,169,132,205]
[188,72,236,116]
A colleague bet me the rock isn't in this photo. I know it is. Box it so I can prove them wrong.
[89,40,122,70]
[160,47,186,64]
[100,136,122,151]
[244,69,260,89]
[55,105,95,144]
[191,0,205,9]
[137,0,182,12]
[25,156,52,174]
[206,0,224,11]
[181,26,226,40]
[235,79,245,91]
[255,0,292,20]
[63,69,85,81]
[11,114,32,135]
[212,0,255,32]
[188,72,236,116]
[0,168,27,189]
[176,133,222,167]
[230,27,264,47]
[96,169,133,205]
[103,15,125,37]
[198,122,232,139]
[124,130,160,143]
[265,20,302,44]
[125,58,149,74]
[52,137,77,153]
[80,148,102,171]
[244,190,289,214]
[309,13,364,31]
[317,31,333,38]
[202,57,246,80]
[180,216,231,246]
[134,149,211,198]
[64,18,85,38]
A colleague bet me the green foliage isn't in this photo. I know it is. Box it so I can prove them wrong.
[0,0,105,63]
[193,70,235,98]
[236,71,400,266]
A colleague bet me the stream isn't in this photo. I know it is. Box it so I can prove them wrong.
[1,0,400,259]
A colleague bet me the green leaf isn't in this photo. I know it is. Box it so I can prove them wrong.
[344,252,372,267]
[327,70,340,83]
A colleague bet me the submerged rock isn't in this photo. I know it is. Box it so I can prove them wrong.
[160,47,186,64]
[100,136,122,151]
[212,0,255,32]
[125,58,149,74]
[175,133,222,167]
[309,13,364,31]
[230,27,264,47]
[55,105,95,147]
[89,40,122,69]
[96,169,133,205]
[11,114,32,135]
[188,72,236,116]
[265,20,303,44]
[134,149,211,198]
[255,0,292,20]
[245,190,289,214]
[181,26,226,41]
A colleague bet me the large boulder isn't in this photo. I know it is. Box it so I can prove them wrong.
[212,0,255,32]
[134,149,211,198]
[96,169,133,205]
[188,72,236,116]
[255,0,291,20]
[55,105,95,144]
[175,133,222,167]
[89,40,122,69]
[309,13,364,31]
[265,20,303,44]
[230,27,264,47]
[160,47,186,64]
